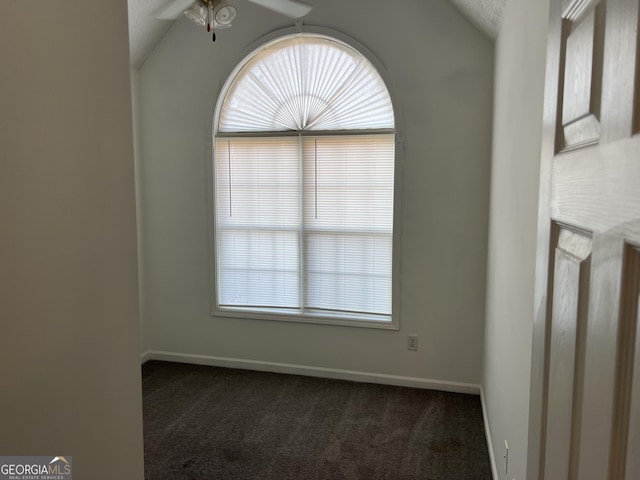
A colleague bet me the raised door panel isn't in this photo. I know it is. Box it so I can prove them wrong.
[544,227,592,480]
[575,235,624,480]
[600,0,640,141]
[558,0,604,150]
[610,246,640,480]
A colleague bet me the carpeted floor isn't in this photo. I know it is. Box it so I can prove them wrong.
[142,361,492,480]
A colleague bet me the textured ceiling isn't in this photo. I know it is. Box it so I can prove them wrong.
[127,0,507,69]
[448,0,507,38]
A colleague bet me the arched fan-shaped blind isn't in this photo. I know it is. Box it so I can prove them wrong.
[218,34,394,132]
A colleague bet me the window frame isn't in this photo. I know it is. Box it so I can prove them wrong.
[208,27,403,330]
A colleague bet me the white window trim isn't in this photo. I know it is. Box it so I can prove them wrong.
[207,26,404,330]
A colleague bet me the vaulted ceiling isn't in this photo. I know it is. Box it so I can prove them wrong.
[128,0,507,68]
[448,0,507,38]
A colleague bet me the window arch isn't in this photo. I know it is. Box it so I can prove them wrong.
[217,34,394,132]
[212,32,397,328]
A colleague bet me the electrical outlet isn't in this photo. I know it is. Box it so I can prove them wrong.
[504,440,509,475]
[407,335,419,351]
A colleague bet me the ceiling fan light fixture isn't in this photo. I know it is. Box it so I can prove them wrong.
[213,2,237,27]
[184,1,207,26]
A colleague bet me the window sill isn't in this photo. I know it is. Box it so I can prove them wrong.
[211,306,398,330]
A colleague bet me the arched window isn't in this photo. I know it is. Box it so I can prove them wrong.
[212,32,397,327]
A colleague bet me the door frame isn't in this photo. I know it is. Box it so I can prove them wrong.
[527,0,563,476]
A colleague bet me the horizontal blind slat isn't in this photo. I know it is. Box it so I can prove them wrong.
[215,134,394,318]
[216,137,301,308]
[302,135,394,315]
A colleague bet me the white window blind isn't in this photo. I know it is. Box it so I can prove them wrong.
[215,134,394,317]
[302,136,393,315]
[216,137,301,309]
[213,33,396,323]
[218,34,394,133]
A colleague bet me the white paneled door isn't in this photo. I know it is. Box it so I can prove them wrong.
[528,0,640,479]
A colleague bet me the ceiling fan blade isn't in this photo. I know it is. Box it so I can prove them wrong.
[247,0,312,18]
[153,0,196,20]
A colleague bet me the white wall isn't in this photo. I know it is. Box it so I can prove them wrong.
[137,0,493,385]
[0,1,144,478]
[131,68,148,355]
[483,0,549,478]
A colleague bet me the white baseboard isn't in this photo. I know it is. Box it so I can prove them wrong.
[481,387,499,480]
[140,350,152,364]
[141,350,481,395]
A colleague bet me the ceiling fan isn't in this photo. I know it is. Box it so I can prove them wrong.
[154,0,313,41]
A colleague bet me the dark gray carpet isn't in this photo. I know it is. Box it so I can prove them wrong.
[142,361,492,480]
